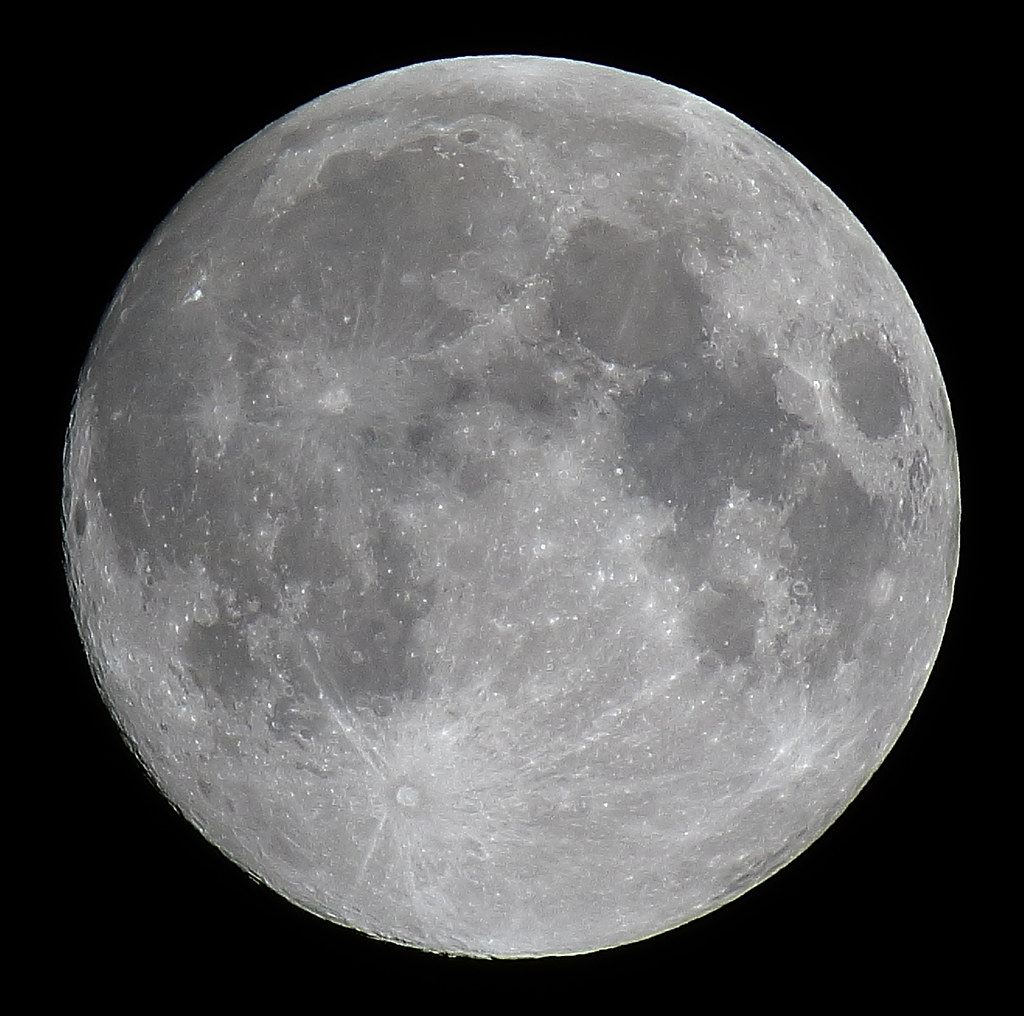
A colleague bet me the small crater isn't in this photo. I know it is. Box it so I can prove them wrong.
[319,387,352,414]
[456,129,481,144]
[396,785,421,808]
[830,335,910,440]
[867,568,895,608]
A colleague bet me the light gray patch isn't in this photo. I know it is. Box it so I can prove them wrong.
[720,841,793,899]
[897,446,934,540]
[944,512,960,594]
[830,335,910,440]
[927,395,950,439]
[272,511,348,586]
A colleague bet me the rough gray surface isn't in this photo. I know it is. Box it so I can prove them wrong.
[63,56,958,957]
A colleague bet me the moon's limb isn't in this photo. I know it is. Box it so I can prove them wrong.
[64,56,958,957]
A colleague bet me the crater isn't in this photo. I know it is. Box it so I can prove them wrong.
[830,335,910,440]
[72,498,87,538]
[395,784,421,808]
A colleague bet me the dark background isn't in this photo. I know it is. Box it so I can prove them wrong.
[39,16,982,999]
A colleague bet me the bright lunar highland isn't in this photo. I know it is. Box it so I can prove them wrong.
[64,57,959,957]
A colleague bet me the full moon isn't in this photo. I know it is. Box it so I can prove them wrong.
[63,56,959,958]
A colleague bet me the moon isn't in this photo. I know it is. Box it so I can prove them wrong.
[63,56,959,958]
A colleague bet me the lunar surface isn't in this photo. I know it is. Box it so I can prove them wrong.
[63,56,959,957]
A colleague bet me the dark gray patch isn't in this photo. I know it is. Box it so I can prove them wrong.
[184,618,260,706]
[91,392,200,574]
[456,128,481,144]
[830,335,910,440]
[549,218,707,367]
[624,355,797,530]
[447,375,479,406]
[268,691,328,743]
[370,523,435,624]
[406,420,434,451]
[172,451,296,615]
[347,412,441,497]
[644,524,707,587]
[72,498,87,538]
[272,503,348,586]
[221,139,541,358]
[454,457,504,497]
[787,451,893,619]
[483,359,559,415]
[303,518,434,704]
[694,586,762,664]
